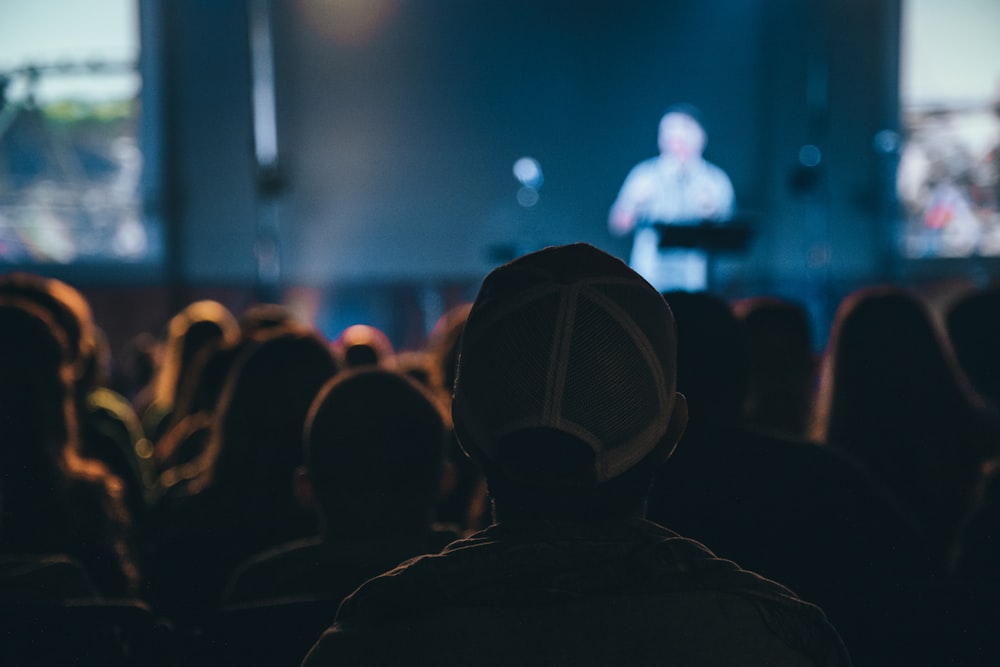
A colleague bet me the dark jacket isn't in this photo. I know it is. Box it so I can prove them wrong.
[302,518,851,666]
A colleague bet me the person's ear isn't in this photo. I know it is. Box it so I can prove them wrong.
[292,466,318,510]
[650,392,688,465]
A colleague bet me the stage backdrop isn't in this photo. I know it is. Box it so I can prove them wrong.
[264,0,764,284]
[163,0,899,311]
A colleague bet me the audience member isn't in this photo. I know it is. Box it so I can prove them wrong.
[223,367,455,605]
[812,286,1000,571]
[153,336,248,477]
[334,324,394,369]
[154,308,310,486]
[144,328,338,626]
[302,244,849,666]
[0,298,139,598]
[238,301,303,336]
[944,294,1000,588]
[141,299,240,445]
[647,291,933,665]
[81,326,160,514]
[10,251,1000,664]
[0,273,156,534]
[733,296,818,439]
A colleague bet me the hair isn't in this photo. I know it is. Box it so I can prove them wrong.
[189,328,340,538]
[813,286,998,555]
[663,102,706,130]
[304,368,447,528]
[813,287,988,445]
[239,302,302,336]
[0,298,76,460]
[0,272,97,386]
[0,298,137,595]
[336,324,395,369]
[153,300,241,410]
[152,337,246,471]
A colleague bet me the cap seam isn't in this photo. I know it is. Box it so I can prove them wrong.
[544,284,579,426]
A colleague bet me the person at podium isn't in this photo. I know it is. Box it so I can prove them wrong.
[609,105,735,291]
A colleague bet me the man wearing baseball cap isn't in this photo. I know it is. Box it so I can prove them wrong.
[303,243,850,666]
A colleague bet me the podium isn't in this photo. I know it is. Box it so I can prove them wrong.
[649,217,754,291]
[652,218,754,252]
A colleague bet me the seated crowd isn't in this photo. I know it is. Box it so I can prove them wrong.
[2,251,1000,666]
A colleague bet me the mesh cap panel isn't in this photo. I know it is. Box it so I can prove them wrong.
[562,289,669,479]
[458,290,562,448]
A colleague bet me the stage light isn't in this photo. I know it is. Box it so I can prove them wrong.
[513,156,543,189]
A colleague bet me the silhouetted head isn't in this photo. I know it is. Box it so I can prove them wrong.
[814,285,995,553]
[155,300,240,409]
[0,297,75,459]
[946,287,1000,408]
[662,290,748,434]
[335,324,394,369]
[733,296,815,437]
[816,286,975,443]
[303,368,448,531]
[239,302,303,337]
[452,243,687,521]
[0,297,134,593]
[0,272,96,387]
[198,329,339,495]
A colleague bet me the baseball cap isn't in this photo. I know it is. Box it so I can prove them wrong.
[452,243,679,484]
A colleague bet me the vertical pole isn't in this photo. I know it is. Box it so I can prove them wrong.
[249,0,283,303]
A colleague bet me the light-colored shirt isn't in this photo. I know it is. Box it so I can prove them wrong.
[611,155,734,291]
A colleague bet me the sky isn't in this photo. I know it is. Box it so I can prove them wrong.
[0,0,139,102]
[901,0,1000,107]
